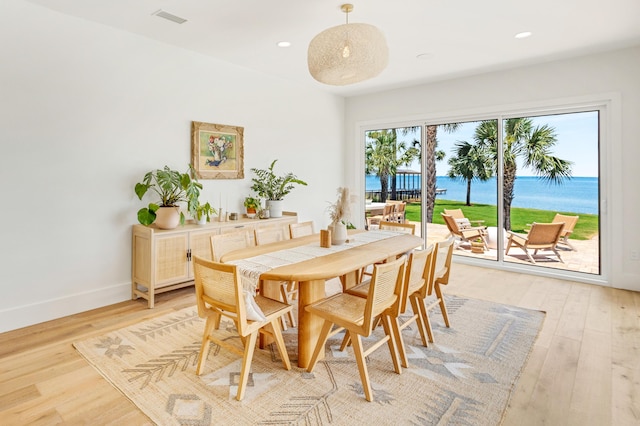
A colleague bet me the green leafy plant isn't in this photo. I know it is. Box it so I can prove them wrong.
[250,159,307,201]
[134,165,202,226]
[243,196,261,210]
[194,201,216,222]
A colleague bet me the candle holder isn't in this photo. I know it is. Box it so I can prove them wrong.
[320,229,332,248]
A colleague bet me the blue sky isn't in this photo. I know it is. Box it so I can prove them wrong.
[404,111,599,177]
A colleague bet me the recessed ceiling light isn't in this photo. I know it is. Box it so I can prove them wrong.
[515,31,532,39]
[277,41,292,48]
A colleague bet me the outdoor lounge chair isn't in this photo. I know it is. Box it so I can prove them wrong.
[443,208,485,229]
[441,213,487,250]
[505,222,565,264]
[552,213,579,251]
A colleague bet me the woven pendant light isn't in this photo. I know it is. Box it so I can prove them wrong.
[307,4,388,86]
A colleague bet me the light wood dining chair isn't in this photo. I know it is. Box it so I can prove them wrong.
[344,246,434,368]
[254,226,288,245]
[192,256,292,401]
[209,231,254,330]
[392,201,406,223]
[289,221,315,238]
[366,203,395,229]
[254,226,297,328]
[359,220,416,283]
[424,236,455,339]
[379,220,416,234]
[210,231,253,262]
[360,238,452,349]
[305,256,406,402]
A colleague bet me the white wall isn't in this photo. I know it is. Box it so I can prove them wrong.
[0,0,345,332]
[345,46,640,290]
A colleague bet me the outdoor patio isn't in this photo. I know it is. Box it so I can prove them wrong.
[418,222,600,275]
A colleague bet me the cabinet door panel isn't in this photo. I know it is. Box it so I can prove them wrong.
[154,234,189,287]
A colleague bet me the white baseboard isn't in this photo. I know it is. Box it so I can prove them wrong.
[0,282,132,334]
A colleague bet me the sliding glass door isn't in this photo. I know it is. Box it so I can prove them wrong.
[422,111,600,275]
[424,120,499,260]
[499,111,600,273]
[364,108,602,279]
[364,126,422,234]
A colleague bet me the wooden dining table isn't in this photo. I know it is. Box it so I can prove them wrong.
[220,230,424,368]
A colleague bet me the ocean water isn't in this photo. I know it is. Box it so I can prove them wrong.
[365,175,599,215]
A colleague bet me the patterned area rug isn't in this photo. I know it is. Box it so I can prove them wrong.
[73,296,544,425]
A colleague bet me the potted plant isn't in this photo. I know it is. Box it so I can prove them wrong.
[134,165,202,229]
[194,201,216,225]
[243,196,261,218]
[470,237,485,253]
[250,159,307,217]
[326,187,351,245]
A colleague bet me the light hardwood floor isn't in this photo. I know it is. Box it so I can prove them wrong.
[1,264,638,425]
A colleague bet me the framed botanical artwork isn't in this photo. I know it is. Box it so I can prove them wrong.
[191,121,244,179]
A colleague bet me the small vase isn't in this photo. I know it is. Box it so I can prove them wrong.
[329,221,347,245]
[195,215,207,225]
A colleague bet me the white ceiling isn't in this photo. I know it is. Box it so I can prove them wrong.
[25,0,640,97]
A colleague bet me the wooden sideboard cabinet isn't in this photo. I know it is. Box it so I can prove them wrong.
[132,212,297,308]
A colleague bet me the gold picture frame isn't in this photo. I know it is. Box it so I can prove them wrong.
[191,121,244,179]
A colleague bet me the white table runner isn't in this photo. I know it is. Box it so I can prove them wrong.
[227,230,400,293]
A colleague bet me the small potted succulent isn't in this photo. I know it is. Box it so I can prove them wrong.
[470,237,485,253]
[134,165,202,229]
[243,196,261,218]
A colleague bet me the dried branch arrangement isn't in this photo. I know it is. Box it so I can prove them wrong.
[327,187,351,225]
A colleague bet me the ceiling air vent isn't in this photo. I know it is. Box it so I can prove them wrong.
[152,9,187,24]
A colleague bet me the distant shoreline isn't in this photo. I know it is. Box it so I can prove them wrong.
[366,175,599,215]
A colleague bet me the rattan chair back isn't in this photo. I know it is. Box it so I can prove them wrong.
[254,226,287,245]
[379,220,416,234]
[289,221,315,238]
[210,231,252,262]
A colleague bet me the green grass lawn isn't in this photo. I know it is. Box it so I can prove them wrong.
[404,199,599,240]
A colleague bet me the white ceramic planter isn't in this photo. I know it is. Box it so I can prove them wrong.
[267,199,284,218]
[329,221,347,245]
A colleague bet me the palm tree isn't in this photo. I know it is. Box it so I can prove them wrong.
[365,129,419,202]
[424,124,459,222]
[447,140,493,206]
[474,118,573,230]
